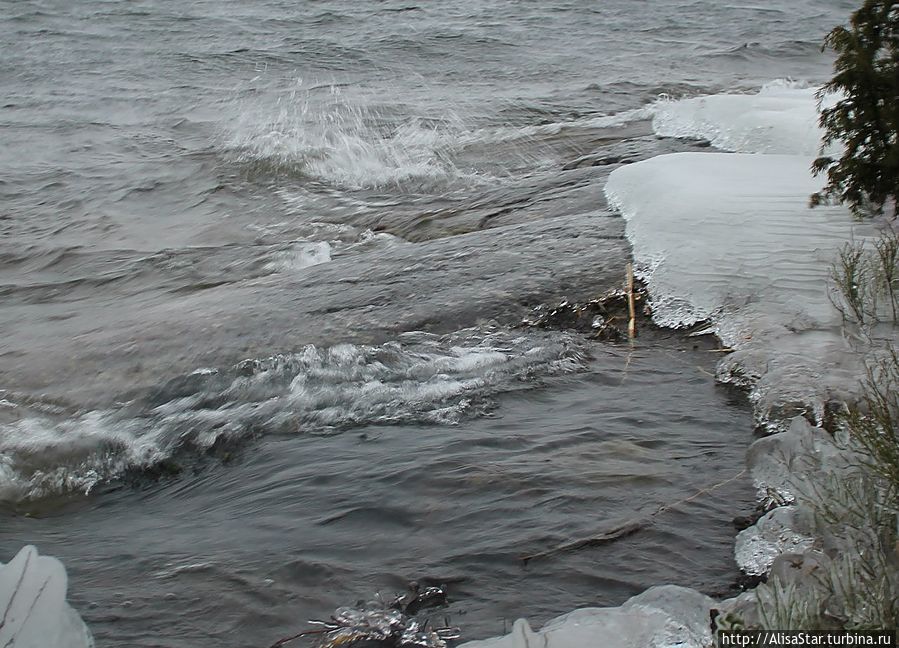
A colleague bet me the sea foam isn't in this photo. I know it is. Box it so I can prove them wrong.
[225,85,472,190]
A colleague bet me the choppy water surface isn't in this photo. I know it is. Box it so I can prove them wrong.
[4,339,755,647]
[0,0,856,645]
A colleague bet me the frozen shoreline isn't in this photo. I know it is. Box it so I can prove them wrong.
[459,84,882,647]
[1,83,879,648]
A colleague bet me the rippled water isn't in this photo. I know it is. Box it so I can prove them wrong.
[0,0,857,645]
[3,338,755,646]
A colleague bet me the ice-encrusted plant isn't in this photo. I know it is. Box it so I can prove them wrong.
[830,231,899,333]
[756,579,828,632]
[807,472,898,630]
[845,347,899,487]
[752,469,899,632]
[749,360,899,632]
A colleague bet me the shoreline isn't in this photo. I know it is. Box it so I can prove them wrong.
[461,84,887,646]
[2,82,879,648]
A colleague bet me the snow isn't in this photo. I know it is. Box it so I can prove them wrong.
[604,147,877,429]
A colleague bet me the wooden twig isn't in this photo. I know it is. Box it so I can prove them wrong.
[521,520,644,564]
[268,628,328,648]
[521,468,748,565]
[626,263,637,339]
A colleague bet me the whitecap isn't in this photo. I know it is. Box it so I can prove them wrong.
[0,329,587,501]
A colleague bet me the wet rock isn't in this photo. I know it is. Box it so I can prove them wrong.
[276,584,457,648]
[520,288,649,341]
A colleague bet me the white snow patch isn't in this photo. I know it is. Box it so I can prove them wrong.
[605,151,877,428]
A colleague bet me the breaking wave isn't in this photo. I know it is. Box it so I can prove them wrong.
[224,85,474,190]
[0,328,588,501]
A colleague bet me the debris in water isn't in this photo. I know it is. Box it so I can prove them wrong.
[521,285,649,341]
[268,583,459,648]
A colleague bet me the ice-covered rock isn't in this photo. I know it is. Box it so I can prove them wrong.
[734,506,816,577]
[459,585,715,648]
[746,416,857,505]
[652,82,837,156]
[0,546,93,648]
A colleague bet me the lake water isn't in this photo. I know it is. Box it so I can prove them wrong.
[0,1,855,645]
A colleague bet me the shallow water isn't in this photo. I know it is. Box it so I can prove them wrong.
[3,338,754,646]
[0,0,858,644]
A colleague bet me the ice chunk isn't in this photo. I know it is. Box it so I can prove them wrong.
[652,83,837,156]
[746,417,858,505]
[459,586,714,648]
[605,152,868,334]
[605,152,876,429]
[0,546,93,648]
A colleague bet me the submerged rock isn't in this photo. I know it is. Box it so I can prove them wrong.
[272,584,458,648]
[0,545,93,648]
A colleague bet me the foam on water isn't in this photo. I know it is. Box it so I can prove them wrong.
[262,240,331,273]
[0,328,587,501]
[606,83,878,429]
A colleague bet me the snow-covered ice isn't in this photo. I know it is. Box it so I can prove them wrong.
[459,585,715,648]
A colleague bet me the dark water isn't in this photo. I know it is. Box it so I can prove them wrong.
[4,338,755,646]
[0,0,856,645]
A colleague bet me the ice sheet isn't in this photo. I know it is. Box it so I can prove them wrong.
[0,546,93,648]
[605,152,876,428]
[652,82,838,156]
[459,585,714,648]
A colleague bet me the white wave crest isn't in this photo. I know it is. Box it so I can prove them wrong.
[225,85,471,189]
[0,328,587,501]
